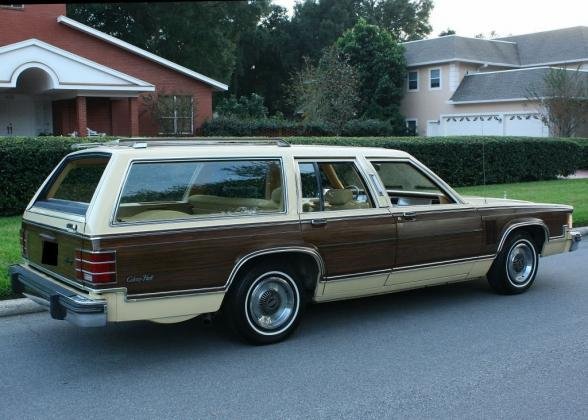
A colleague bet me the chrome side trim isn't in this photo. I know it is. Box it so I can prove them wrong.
[324,268,391,282]
[393,254,496,272]
[497,220,549,253]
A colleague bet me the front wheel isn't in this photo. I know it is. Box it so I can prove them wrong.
[224,265,304,345]
[487,232,539,294]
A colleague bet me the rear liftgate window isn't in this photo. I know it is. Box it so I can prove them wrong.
[34,155,111,216]
[115,159,285,222]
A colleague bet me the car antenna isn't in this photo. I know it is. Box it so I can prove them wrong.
[482,137,487,204]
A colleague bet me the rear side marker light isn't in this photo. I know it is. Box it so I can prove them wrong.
[75,250,116,284]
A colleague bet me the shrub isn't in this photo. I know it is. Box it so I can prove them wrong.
[341,119,398,137]
[288,136,580,187]
[0,137,113,216]
[215,93,268,119]
[0,135,581,216]
[567,138,588,169]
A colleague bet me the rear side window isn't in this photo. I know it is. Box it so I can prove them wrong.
[116,159,284,223]
[35,155,110,215]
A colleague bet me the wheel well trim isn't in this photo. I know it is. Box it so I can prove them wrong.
[497,220,549,253]
[225,247,326,291]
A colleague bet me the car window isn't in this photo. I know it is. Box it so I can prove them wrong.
[370,161,453,206]
[298,161,373,212]
[34,155,110,216]
[116,159,284,222]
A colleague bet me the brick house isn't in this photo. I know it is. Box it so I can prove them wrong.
[0,4,228,137]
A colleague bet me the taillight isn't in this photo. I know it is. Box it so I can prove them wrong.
[20,228,28,258]
[75,249,116,284]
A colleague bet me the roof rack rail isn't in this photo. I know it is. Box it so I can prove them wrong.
[72,137,290,150]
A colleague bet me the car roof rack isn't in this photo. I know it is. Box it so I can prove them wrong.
[71,137,291,150]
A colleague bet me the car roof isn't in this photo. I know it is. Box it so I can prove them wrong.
[69,139,413,160]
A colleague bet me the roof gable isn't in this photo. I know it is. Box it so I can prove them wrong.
[0,38,154,92]
[57,15,228,91]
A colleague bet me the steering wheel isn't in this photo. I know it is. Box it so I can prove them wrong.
[344,184,360,200]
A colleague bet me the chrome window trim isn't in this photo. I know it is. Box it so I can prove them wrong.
[294,157,381,213]
[109,156,288,227]
[365,157,466,205]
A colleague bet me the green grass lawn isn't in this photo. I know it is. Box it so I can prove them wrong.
[455,178,588,227]
[0,216,21,299]
[0,178,586,299]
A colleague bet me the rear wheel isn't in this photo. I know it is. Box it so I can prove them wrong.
[224,264,304,345]
[487,232,539,294]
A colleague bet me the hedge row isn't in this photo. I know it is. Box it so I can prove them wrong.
[0,137,117,216]
[0,135,583,216]
[201,117,403,137]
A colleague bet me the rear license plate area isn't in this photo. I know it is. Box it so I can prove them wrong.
[42,241,58,266]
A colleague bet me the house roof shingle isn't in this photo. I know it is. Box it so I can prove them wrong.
[404,36,520,67]
[449,67,588,103]
[404,26,588,68]
[498,26,588,66]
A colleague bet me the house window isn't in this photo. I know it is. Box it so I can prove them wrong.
[408,71,419,91]
[429,68,441,89]
[158,95,194,135]
[406,119,418,136]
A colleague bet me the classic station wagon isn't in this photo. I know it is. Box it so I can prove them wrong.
[10,139,581,344]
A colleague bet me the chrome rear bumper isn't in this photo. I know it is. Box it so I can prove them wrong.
[569,230,582,252]
[9,264,106,327]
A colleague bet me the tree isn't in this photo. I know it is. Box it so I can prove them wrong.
[215,93,268,119]
[527,67,588,137]
[233,0,434,114]
[292,46,360,134]
[360,0,434,41]
[67,2,269,83]
[439,28,456,36]
[336,18,406,129]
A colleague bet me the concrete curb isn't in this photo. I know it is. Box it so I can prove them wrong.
[1,227,586,319]
[0,298,45,318]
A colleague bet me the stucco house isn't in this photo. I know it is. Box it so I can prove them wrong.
[0,4,227,137]
[401,26,588,137]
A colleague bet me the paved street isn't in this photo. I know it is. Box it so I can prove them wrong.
[1,244,587,419]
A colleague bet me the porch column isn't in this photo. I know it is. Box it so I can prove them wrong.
[75,96,87,137]
[129,97,139,137]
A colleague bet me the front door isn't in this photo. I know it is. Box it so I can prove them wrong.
[368,159,484,285]
[296,159,397,299]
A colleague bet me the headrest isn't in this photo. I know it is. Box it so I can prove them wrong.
[324,189,352,205]
[271,187,282,203]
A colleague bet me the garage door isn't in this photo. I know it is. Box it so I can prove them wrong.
[443,115,502,136]
[503,114,548,137]
[441,113,548,137]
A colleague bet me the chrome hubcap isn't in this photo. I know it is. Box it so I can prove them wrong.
[507,242,535,285]
[248,275,296,331]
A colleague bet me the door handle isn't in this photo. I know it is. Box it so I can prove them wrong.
[310,218,327,227]
[400,211,417,222]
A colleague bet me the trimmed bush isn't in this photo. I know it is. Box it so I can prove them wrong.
[0,135,581,216]
[340,119,398,137]
[0,137,114,216]
[288,136,580,187]
[568,138,588,169]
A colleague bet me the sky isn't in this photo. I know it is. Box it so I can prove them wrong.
[272,0,588,38]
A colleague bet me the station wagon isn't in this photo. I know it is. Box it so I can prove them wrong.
[10,138,581,344]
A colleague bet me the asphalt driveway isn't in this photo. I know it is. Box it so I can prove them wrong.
[1,243,587,419]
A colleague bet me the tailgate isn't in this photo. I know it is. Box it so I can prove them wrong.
[23,220,88,284]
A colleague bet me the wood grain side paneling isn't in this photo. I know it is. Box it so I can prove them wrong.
[97,222,303,294]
